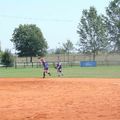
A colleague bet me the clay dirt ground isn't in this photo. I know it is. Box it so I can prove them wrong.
[0,78,120,120]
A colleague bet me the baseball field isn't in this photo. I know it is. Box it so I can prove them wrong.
[0,66,120,120]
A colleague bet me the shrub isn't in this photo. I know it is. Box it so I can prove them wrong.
[1,49,14,67]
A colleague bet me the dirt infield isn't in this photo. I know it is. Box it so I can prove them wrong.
[0,78,120,120]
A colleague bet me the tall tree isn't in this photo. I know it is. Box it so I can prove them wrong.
[63,40,74,53]
[106,0,120,52]
[77,7,108,60]
[55,48,65,54]
[63,40,74,63]
[11,24,48,62]
[0,41,1,51]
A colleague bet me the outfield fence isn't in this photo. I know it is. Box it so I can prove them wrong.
[14,60,120,68]
[1,53,120,68]
[14,61,81,68]
[15,53,120,62]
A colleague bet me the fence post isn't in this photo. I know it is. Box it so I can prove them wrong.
[37,62,38,68]
[32,62,33,68]
[15,62,17,69]
[24,62,25,68]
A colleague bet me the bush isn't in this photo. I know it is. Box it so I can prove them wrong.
[1,49,14,67]
[0,51,2,63]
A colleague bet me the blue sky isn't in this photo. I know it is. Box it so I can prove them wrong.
[0,0,111,52]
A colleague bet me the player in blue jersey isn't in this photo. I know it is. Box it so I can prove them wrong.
[56,62,63,77]
[39,57,51,78]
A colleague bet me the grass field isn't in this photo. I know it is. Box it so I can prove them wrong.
[0,66,120,78]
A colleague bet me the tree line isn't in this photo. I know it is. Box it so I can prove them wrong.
[77,0,120,60]
[0,0,119,66]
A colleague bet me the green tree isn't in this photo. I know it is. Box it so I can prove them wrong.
[11,24,48,62]
[0,51,3,64]
[55,48,66,54]
[63,40,74,63]
[77,7,108,60]
[106,0,120,52]
[1,49,14,67]
[63,40,74,53]
[0,51,2,57]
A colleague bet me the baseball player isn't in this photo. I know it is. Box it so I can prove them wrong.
[56,62,63,77]
[39,57,51,78]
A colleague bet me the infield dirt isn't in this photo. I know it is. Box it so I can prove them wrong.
[0,78,120,120]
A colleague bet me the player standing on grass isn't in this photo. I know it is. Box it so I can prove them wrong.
[39,57,51,78]
[56,62,63,77]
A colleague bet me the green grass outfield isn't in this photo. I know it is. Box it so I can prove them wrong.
[0,66,120,78]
